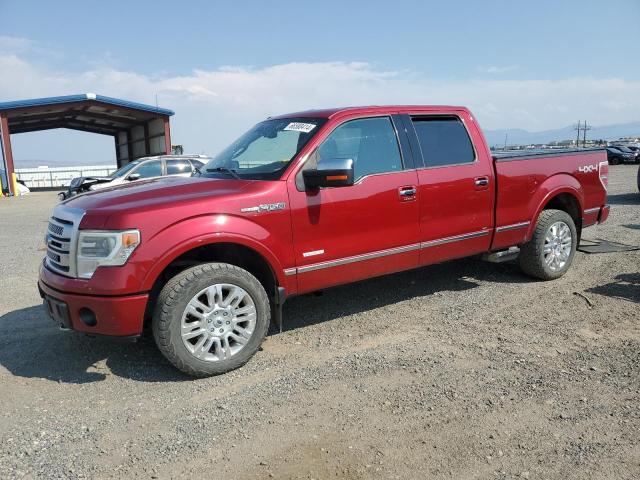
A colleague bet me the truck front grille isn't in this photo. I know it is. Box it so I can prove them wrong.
[44,206,84,277]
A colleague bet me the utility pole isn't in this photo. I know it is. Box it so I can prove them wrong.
[582,121,592,147]
[574,120,581,147]
[504,133,508,151]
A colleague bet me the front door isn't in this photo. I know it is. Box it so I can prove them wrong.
[287,115,421,293]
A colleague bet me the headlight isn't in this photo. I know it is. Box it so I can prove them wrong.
[76,230,140,279]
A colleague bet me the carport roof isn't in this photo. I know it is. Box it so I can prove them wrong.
[0,93,174,136]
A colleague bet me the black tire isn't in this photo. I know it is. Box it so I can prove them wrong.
[152,262,270,377]
[609,157,619,165]
[518,209,577,281]
[637,166,640,192]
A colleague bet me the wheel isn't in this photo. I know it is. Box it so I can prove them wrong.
[153,263,270,377]
[518,209,577,280]
[609,157,619,165]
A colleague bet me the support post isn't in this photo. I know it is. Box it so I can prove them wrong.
[0,114,15,196]
[163,118,171,154]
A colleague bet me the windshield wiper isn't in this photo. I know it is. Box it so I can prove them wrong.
[206,166,242,180]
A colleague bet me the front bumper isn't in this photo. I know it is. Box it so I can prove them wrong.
[38,270,148,337]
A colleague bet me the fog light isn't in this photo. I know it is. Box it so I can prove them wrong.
[79,308,97,327]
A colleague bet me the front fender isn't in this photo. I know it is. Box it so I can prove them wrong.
[138,213,289,292]
[526,173,584,239]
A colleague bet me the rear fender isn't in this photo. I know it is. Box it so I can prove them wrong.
[525,173,584,239]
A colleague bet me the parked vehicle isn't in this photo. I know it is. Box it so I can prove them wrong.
[605,146,635,165]
[0,168,30,195]
[39,106,609,377]
[58,155,209,199]
[623,145,640,163]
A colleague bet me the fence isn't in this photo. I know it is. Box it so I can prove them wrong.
[15,165,118,189]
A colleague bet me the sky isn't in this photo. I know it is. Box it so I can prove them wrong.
[1,0,639,165]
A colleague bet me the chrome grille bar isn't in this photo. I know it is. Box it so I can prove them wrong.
[44,205,84,278]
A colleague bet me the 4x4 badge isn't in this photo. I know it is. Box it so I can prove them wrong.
[241,202,286,213]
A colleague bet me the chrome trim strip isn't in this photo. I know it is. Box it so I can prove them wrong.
[420,229,490,248]
[583,207,600,215]
[286,229,492,276]
[495,221,531,233]
[296,243,421,274]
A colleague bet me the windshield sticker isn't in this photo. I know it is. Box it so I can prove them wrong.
[284,122,316,133]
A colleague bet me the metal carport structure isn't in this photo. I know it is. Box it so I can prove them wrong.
[0,93,174,195]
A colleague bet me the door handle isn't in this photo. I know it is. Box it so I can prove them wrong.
[474,177,489,187]
[399,187,417,196]
[398,185,417,202]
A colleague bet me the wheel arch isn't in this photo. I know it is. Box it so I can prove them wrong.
[142,235,285,326]
[526,175,584,240]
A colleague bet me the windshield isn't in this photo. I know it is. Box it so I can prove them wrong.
[201,117,326,180]
[109,161,140,178]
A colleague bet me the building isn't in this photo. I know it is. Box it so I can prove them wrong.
[0,93,174,195]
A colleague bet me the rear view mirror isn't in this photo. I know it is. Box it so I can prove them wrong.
[127,173,141,181]
[303,158,354,189]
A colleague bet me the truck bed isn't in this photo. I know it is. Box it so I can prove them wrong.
[491,147,608,251]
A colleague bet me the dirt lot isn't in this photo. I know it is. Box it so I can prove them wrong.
[0,165,638,480]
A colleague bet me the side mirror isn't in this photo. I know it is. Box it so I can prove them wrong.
[127,173,141,181]
[303,158,354,189]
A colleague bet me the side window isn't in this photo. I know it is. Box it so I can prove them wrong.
[412,116,475,167]
[166,159,192,175]
[317,117,402,180]
[132,160,162,178]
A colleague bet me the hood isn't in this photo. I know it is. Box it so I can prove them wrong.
[65,175,252,216]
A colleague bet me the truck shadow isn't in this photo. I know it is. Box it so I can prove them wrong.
[281,257,529,333]
[585,273,640,304]
[0,306,190,384]
[0,258,531,384]
[606,193,640,206]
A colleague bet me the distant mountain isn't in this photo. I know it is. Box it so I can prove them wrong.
[484,121,640,147]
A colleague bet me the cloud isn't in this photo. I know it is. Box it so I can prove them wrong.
[2,49,640,163]
[480,65,519,74]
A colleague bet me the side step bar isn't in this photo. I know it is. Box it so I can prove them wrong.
[482,246,520,263]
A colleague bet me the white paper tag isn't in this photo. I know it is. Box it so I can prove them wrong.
[284,122,316,133]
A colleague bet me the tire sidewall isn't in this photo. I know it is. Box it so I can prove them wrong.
[535,211,577,279]
[154,264,270,376]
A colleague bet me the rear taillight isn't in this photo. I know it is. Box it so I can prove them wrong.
[599,161,609,190]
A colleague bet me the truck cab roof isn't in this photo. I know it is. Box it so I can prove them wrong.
[271,105,470,120]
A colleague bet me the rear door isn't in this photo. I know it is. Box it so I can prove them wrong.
[287,115,421,293]
[403,112,494,265]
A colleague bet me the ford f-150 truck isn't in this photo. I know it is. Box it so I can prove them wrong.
[39,106,610,377]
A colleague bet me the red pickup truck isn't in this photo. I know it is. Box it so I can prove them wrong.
[39,106,610,377]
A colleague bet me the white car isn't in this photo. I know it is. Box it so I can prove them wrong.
[61,155,209,198]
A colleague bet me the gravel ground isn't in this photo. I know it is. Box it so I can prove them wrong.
[0,165,639,480]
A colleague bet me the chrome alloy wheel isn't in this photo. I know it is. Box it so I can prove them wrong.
[543,221,572,272]
[181,283,257,362]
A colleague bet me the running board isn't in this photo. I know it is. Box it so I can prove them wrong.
[482,246,520,263]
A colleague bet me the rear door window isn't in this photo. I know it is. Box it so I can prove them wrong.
[412,116,475,167]
[166,159,193,175]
